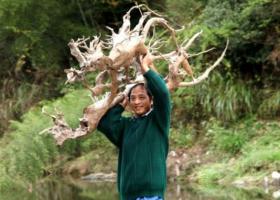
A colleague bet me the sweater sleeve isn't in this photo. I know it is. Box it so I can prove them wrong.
[97,104,125,148]
[144,70,171,133]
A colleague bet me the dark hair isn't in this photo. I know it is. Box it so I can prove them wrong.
[128,83,152,101]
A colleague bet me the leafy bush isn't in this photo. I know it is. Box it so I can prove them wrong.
[196,163,229,185]
[198,73,253,121]
[195,120,280,185]
[236,121,280,173]
[171,72,254,124]
[0,89,95,191]
[239,148,280,174]
[169,125,194,148]
[205,117,259,154]
[0,0,153,134]
[257,90,280,118]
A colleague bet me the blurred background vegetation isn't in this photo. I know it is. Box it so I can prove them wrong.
[0,0,279,195]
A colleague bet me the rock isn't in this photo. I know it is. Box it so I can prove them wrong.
[82,172,116,182]
[63,160,91,178]
[272,171,280,186]
[167,150,190,180]
[273,190,280,199]
[169,151,177,157]
[232,180,246,188]
[263,176,269,188]
[167,147,205,181]
[272,171,280,179]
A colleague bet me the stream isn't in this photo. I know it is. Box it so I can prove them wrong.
[4,177,278,200]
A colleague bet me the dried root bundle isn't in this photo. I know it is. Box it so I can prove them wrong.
[42,4,228,145]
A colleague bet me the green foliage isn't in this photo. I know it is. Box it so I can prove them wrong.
[205,117,272,154]
[0,116,58,191]
[0,0,280,194]
[206,119,250,154]
[236,121,280,174]
[0,79,62,134]
[171,72,254,123]
[257,90,280,118]
[196,163,229,185]
[169,125,194,148]
[171,86,197,121]
[196,0,279,84]
[166,0,205,24]
[198,73,253,121]
[238,148,280,174]
[0,0,151,135]
[0,89,95,192]
[195,120,280,185]
[209,128,247,155]
[0,0,92,134]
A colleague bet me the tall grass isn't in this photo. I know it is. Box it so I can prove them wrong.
[0,77,63,135]
[169,125,195,148]
[257,90,280,118]
[196,163,229,185]
[195,120,280,185]
[236,121,280,174]
[171,72,254,124]
[0,89,94,192]
[198,73,253,121]
[205,117,259,154]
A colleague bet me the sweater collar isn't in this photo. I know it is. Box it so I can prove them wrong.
[133,108,153,118]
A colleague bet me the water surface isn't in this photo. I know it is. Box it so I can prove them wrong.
[3,177,276,200]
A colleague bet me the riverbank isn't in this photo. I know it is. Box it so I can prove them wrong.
[60,118,280,191]
[0,90,279,199]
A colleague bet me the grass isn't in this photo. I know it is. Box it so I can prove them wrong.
[0,76,279,195]
[198,73,253,121]
[196,163,229,185]
[0,89,94,192]
[194,119,280,186]
[257,90,280,118]
[169,125,195,148]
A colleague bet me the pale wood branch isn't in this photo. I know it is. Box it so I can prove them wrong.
[179,40,229,86]
[43,5,228,145]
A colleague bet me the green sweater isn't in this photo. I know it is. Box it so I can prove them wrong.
[97,70,171,200]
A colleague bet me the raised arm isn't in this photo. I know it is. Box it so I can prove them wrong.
[97,104,126,147]
[140,54,171,132]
